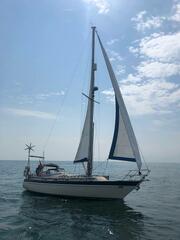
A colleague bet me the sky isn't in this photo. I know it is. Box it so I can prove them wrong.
[0,0,180,163]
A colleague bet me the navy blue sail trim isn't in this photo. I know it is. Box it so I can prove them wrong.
[111,156,136,162]
[74,158,88,163]
[108,98,136,162]
[108,98,119,159]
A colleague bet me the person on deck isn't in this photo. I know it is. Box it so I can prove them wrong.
[36,161,44,176]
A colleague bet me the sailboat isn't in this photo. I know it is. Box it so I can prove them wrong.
[23,27,150,199]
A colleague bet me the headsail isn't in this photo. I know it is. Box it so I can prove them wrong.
[96,32,142,171]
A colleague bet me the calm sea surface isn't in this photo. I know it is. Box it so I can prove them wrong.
[0,160,180,240]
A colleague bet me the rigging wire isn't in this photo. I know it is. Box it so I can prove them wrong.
[97,83,101,163]
[139,145,150,171]
[93,159,109,176]
[104,158,109,175]
[43,31,91,152]
[79,42,91,136]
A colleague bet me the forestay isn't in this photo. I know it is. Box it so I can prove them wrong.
[96,33,142,171]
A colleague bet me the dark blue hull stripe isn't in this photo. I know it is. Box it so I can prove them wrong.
[24,179,141,186]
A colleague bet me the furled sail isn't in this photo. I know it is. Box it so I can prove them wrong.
[97,33,142,171]
[74,99,91,163]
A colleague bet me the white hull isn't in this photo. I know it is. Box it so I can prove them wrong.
[23,180,140,199]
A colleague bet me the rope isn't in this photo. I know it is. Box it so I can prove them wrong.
[139,146,150,171]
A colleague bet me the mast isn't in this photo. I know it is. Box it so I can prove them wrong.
[28,148,30,168]
[87,26,97,176]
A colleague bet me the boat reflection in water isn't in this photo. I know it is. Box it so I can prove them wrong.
[18,191,144,240]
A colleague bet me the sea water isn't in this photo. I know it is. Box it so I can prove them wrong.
[0,160,180,240]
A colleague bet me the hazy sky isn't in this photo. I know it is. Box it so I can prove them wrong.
[0,0,180,163]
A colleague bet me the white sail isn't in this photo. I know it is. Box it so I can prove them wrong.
[97,33,142,171]
[74,27,96,172]
[74,99,91,163]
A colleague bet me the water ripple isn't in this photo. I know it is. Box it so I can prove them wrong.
[0,161,180,240]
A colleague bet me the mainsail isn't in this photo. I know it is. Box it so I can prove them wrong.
[96,33,142,171]
[74,27,96,173]
[74,99,91,163]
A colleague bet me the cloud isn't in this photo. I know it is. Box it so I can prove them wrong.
[121,74,142,84]
[137,61,180,78]
[4,108,56,120]
[83,0,110,14]
[137,32,180,62]
[102,3,180,116]
[132,3,180,32]
[107,38,119,45]
[101,89,115,103]
[102,79,180,115]
[129,46,139,55]
[131,11,165,32]
[16,94,33,105]
[15,91,65,105]
[108,50,122,62]
[170,2,180,22]
[116,32,180,115]
[106,50,125,75]
[35,91,65,100]
[120,31,180,115]
[115,64,125,75]
[128,28,180,80]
